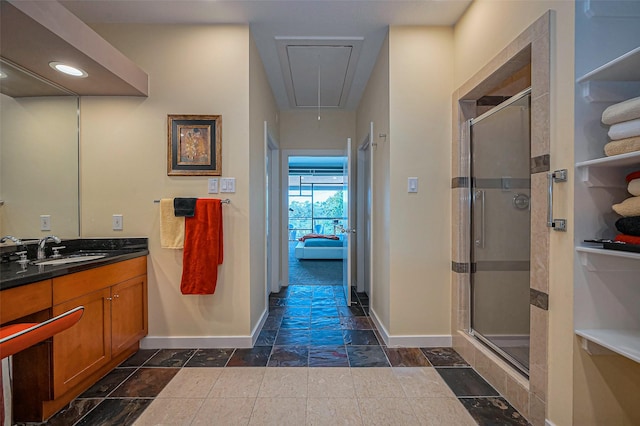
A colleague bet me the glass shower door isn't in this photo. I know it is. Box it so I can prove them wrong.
[469,89,531,374]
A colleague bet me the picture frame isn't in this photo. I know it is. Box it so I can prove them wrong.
[167,114,222,176]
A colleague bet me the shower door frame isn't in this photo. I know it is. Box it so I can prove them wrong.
[467,87,532,376]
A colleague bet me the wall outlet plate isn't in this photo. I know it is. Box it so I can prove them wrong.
[112,214,123,231]
[40,215,51,231]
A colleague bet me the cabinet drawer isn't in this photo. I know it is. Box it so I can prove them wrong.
[53,257,146,304]
[0,280,52,324]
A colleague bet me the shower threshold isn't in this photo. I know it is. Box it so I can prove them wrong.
[471,330,530,377]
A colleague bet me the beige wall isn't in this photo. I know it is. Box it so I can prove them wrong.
[388,26,453,336]
[0,95,79,239]
[454,1,575,425]
[355,27,454,339]
[82,24,254,338]
[279,109,355,151]
[356,32,391,329]
[248,33,279,330]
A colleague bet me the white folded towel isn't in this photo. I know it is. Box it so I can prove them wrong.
[602,96,640,125]
[608,118,640,141]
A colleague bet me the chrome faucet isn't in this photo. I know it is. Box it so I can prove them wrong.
[0,235,22,245]
[37,235,61,260]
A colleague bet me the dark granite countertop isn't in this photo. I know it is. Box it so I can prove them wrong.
[0,238,149,291]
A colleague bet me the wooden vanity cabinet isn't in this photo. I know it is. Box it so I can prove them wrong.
[50,256,148,402]
[8,256,148,422]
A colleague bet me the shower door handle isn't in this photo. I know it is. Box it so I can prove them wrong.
[474,190,485,248]
[547,169,568,231]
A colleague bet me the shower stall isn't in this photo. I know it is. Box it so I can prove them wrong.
[468,88,532,374]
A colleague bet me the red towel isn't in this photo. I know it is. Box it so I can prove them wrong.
[625,170,640,183]
[181,199,224,295]
[614,234,640,245]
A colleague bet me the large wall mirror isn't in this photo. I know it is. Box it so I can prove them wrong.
[0,59,80,240]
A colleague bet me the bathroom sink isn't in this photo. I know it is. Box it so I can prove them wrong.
[33,254,107,266]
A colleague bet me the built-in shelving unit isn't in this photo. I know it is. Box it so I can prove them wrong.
[574,45,640,363]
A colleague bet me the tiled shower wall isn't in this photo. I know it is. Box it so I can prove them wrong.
[450,12,552,426]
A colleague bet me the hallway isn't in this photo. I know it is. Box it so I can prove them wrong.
[37,284,531,425]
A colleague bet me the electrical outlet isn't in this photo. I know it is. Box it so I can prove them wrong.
[112,214,123,231]
[208,178,219,194]
[40,215,51,231]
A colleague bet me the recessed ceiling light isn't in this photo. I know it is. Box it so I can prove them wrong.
[0,70,6,79]
[49,62,88,78]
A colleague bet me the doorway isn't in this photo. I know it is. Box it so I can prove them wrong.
[287,155,346,287]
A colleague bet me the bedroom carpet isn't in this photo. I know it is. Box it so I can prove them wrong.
[288,241,343,285]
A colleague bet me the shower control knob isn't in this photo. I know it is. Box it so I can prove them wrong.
[513,193,530,210]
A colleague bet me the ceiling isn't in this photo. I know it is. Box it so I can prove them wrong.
[0,0,148,97]
[59,0,472,110]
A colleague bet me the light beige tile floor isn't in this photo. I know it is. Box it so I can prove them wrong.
[134,367,477,426]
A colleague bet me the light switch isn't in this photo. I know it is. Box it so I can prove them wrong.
[208,178,219,194]
[220,177,236,193]
[408,177,418,193]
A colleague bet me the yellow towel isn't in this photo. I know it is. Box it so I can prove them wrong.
[613,196,640,217]
[160,198,184,249]
[604,136,640,156]
[602,96,640,125]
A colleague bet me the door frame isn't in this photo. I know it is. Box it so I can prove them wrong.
[281,149,346,287]
[265,122,280,295]
[356,122,373,299]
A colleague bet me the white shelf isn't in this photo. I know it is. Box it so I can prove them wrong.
[576,150,640,169]
[575,151,640,187]
[575,329,640,363]
[577,246,640,271]
[577,246,640,259]
[577,46,640,83]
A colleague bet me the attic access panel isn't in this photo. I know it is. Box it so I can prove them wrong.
[287,45,352,107]
[276,37,364,109]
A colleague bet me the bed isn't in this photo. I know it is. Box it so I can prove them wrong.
[294,234,344,260]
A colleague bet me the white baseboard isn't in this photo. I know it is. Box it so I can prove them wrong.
[251,308,269,346]
[368,307,389,344]
[369,307,452,348]
[141,309,269,350]
[545,420,557,426]
[140,335,253,349]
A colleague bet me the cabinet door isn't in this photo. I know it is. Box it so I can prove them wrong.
[52,288,111,398]
[111,275,147,357]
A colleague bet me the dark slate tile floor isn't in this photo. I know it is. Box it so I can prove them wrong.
[33,283,530,425]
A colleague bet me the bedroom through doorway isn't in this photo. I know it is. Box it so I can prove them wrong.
[288,156,345,287]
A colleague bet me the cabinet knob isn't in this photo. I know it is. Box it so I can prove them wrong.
[113,294,120,299]
[106,297,112,301]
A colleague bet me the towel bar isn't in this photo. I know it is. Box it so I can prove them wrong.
[154,198,230,204]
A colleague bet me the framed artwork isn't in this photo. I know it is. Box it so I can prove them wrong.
[167,114,222,176]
